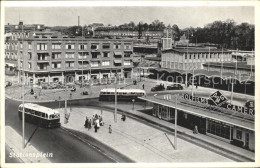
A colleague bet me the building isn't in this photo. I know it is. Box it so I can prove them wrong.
[139,92,255,151]
[230,50,255,62]
[5,21,45,70]
[17,31,134,85]
[161,48,232,70]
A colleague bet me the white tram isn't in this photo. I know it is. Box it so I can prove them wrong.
[99,88,146,101]
[18,103,61,128]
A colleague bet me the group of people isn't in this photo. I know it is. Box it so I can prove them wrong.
[84,114,104,133]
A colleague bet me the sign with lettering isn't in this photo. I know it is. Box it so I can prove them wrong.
[181,93,255,116]
[210,91,228,106]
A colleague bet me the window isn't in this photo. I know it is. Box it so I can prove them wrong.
[52,43,61,50]
[52,62,61,69]
[52,53,61,59]
[79,44,87,50]
[20,42,23,49]
[124,51,132,57]
[91,44,99,49]
[114,44,121,49]
[185,54,187,59]
[65,53,75,59]
[38,64,47,70]
[65,62,74,68]
[37,43,47,50]
[124,60,131,66]
[91,52,100,59]
[28,42,32,50]
[90,61,99,67]
[65,44,75,50]
[37,53,48,60]
[102,44,110,49]
[103,52,110,58]
[28,63,31,69]
[124,44,132,50]
[102,61,110,66]
[28,52,32,60]
[236,130,242,140]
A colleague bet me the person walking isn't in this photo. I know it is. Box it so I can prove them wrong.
[94,123,98,133]
[109,125,112,134]
[88,119,92,130]
[84,117,88,128]
[193,125,198,134]
[142,84,145,90]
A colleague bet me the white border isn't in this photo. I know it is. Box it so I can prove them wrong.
[1,1,259,168]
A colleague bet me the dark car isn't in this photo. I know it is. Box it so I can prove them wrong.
[82,91,89,95]
[166,84,184,90]
[151,84,165,92]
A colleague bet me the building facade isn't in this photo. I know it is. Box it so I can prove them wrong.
[5,21,45,70]
[161,48,232,70]
[18,32,134,85]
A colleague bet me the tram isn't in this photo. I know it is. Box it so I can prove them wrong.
[99,88,146,101]
[18,103,61,128]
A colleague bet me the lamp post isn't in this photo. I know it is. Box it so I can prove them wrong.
[21,24,25,149]
[114,71,118,123]
[132,99,135,111]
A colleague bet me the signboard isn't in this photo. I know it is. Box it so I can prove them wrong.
[210,91,228,106]
[181,93,255,116]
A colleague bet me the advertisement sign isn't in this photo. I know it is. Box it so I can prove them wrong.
[210,91,228,106]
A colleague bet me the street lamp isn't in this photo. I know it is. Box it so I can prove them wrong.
[132,98,135,111]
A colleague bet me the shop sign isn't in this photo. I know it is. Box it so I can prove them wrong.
[210,91,228,106]
[181,93,255,116]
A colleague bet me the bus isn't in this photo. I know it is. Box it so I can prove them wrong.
[99,88,146,101]
[18,103,61,128]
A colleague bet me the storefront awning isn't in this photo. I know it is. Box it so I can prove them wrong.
[5,63,16,67]
[114,51,122,55]
[114,60,122,64]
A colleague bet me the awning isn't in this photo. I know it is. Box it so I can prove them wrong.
[5,63,16,67]
[114,51,122,55]
[114,60,122,64]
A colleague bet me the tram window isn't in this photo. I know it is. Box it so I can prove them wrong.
[31,110,35,115]
[42,113,46,118]
[123,92,127,95]
[131,92,136,95]
[35,111,39,116]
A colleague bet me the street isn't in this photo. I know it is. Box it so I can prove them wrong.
[5,98,128,163]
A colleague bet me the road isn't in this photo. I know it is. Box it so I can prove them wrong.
[5,98,126,163]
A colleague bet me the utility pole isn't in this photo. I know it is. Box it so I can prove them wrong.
[22,23,25,149]
[174,94,178,150]
[114,71,118,122]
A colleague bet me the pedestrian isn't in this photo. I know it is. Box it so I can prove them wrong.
[142,84,145,90]
[94,123,98,133]
[109,125,112,134]
[84,118,88,128]
[121,113,126,121]
[92,115,95,125]
[96,118,100,129]
[88,119,92,130]
[193,125,198,134]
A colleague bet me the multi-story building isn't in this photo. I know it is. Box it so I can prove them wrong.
[5,21,45,70]
[161,48,232,70]
[17,31,134,85]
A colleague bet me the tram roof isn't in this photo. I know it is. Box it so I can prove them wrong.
[100,88,146,93]
[139,95,254,131]
[19,103,60,115]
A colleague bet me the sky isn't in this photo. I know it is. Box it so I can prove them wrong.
[4,6,254,29]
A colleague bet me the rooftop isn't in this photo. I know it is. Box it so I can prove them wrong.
[204,62,255,70]
[163,48,232,54]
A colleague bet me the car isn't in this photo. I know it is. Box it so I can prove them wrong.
[82,91,89,95]
[5,81,12,88]
[166,84,184,90]
[151,84,165,92]
[48,83,59,89]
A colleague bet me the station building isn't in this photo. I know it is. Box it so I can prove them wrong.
[17,31,134,85]
[139,92,255,151]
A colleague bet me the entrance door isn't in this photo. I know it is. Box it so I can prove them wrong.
[245,132,249,148]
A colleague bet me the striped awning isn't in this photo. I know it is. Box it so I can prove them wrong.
[114,60,122,64]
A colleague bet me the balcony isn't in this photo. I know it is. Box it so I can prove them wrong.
[37,57,50,63]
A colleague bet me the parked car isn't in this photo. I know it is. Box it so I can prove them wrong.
[5,81,12,88]
[48,83,59,89]
[151,84,165,92]
[82,90,89,95]
[166,84,184,90]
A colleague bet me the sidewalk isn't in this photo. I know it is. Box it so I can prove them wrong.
[100,102,255,161]
[5,126,51,163]
[59,107,234,162]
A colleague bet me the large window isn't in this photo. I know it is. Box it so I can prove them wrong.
[102,61,110,66]
[90,61,99,67]
[52,62,61,69]
[65,53,75,59]
[114,44,121,49]
[207,119,230,140]
[52,53,61,59]
[37,43,47,50]
[65,62,74,68]
[52,43,61,50]
[65,44,75,50]
[28,63,31,69]
[236,130,242,140]
[79,44,87,50]
[28,42,32,50]
[102,44,110,49]
[91,52,100,59]
[37,53,48,60]
[124,43,132,50]
[91,44,99,50]
[103,52,110,58]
